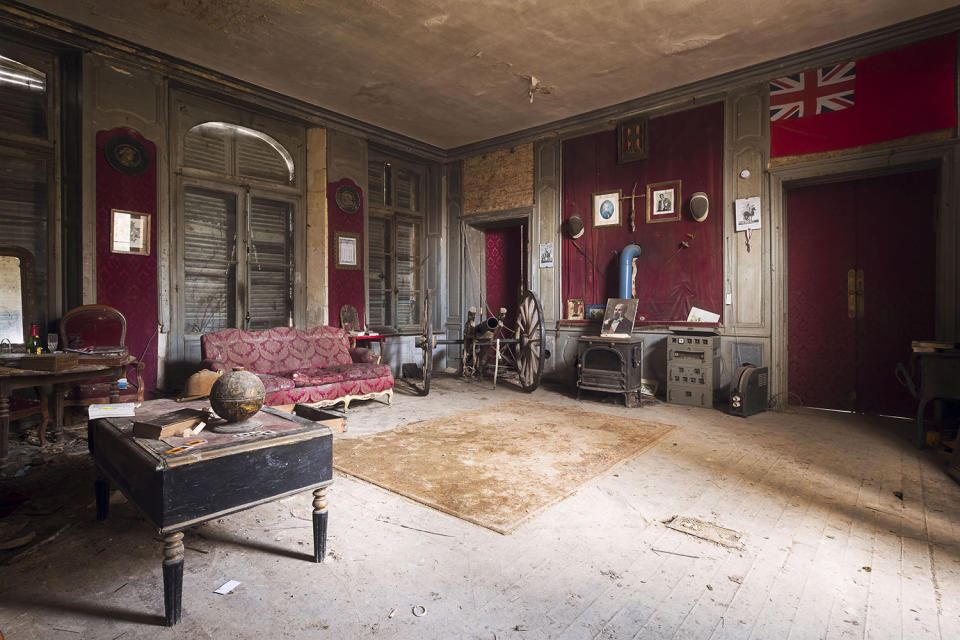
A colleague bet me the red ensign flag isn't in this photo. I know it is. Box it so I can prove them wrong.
[770,33,957,158]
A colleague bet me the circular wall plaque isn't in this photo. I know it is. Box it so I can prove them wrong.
[335,184,361,214]
[104,135,150,175]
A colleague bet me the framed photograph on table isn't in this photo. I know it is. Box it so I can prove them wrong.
[593,190,622,228]
[646,180,681,224]
[600,298,638,338]
[334,231,360,270]
[110,209,150,255]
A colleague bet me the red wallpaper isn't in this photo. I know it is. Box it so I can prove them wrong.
[327,178,365,327]
[485,225,525,328]
[561,102,724,325]
[95,128,158,392]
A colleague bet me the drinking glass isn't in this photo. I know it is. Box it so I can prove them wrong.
[47,332,59,353]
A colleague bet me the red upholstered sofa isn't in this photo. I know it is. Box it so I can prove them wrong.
[200,326,393,409]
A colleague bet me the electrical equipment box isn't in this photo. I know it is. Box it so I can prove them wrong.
[666,329,720,408]
[729,364,769,417]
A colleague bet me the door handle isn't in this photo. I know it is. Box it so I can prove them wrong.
[847,269,856,319]
[856,269,864,319]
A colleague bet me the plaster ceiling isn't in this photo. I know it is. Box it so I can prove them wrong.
[18,0,960,149]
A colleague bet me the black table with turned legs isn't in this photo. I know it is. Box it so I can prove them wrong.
[88,400,333,626]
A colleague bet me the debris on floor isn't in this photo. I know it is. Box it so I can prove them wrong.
[665,515,744,549]
[215,580,242,595]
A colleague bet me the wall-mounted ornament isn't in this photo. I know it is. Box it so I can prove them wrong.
[104,135,150,175]
[617,117,649,164]
[690,192,709,222]
[593,190,622,228]
[335,184,361,214]
[646,180,681,224]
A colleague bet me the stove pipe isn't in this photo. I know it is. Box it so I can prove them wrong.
[619,244,642,299]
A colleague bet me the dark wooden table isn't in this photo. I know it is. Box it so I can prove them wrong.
[88,400,334,626]
[0,359,129,458]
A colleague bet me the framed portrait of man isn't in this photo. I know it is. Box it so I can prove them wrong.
[600,298,638,337]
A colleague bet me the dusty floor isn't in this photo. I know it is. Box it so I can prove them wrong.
[1,375,959,639]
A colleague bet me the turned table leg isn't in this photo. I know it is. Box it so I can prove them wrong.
[0,394,9,459]
[94,475,111,521]
[162,531,184,626]
[312,487,328,563]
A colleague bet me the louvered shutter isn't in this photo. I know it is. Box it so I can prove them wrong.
[395,219,420,328]
[0,154,48,325]
[248,197,293,330]
[238,135,291,184]
[182,187,236,334]
[183,126,228,174]
[367,217,390,327]
[0,55,47,139]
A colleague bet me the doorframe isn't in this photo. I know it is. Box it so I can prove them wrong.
[768,140,959,408]
[459,206,533,322]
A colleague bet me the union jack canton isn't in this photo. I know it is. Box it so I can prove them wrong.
[769,62,856,121]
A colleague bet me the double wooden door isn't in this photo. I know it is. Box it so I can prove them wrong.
[786,169,937,417]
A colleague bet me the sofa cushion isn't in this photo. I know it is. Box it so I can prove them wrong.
[255,373,296,394]
[291,363,392,387]
[201,326,353,374]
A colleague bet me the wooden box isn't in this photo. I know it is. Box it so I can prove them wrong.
[18,352,80,371]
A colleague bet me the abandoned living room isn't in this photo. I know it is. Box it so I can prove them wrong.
[1,2,960,638]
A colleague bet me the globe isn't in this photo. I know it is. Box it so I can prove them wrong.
[600,199,615,219]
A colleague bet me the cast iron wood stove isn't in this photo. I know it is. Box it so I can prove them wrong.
[576,336,644,407]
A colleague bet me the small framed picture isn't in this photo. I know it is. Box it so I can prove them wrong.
[586,304,605,321]
[335,231,360,270]
[600,298,639,338]
[593,190,622,228]
[567,298,584,320]
[735,196,762,231]
[646,180,681,224]
[110,209,150,255]
[539,242,554,268]
[617,117,649,164]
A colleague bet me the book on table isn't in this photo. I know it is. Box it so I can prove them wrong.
[132,408,207,439]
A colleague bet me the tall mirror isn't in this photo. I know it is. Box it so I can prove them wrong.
[0,245,36,346]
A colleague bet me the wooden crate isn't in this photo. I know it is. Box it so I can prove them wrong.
[18,352,80,371]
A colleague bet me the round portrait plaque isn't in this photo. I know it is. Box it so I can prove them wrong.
[104,135,150,175]
[335,184,361,214]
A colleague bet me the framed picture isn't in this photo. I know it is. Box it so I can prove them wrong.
[639,378,659,398]
[567,298,584,320]
[539,242,554,268]
[592,190,622,228]
[586,304,605,321]
[646,180,681,224]
[600,298,638,338]
[110,209,150,255]
[617,117,649,164]
[735,196,762,231]
[335,231,360,270]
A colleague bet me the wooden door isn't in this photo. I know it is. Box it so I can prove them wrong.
[787,169,936,416]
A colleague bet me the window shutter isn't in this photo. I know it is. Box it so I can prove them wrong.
[238,135,291,184]
[395,219,419,327]
[248,197,293,330]
[183,126,229,174]
[367,218,390,327]
[182,188,236,333]
[368,162,385,207]
[0,154,48,321]
[0,55,47,139]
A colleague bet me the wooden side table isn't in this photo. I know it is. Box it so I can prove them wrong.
[88,401,334,625]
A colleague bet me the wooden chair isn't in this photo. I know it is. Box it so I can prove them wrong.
[56,304,145,427]
[339,304,360,333]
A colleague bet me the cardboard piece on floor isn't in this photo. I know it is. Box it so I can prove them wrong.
[293,404,347,433]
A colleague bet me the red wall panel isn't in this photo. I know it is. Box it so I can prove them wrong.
[327,178,365,327]
[95,128,158,392]
[561,103,724,325]
[485,224,525,328]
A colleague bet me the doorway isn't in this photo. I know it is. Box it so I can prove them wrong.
[484,222,527,328]
[786,168,937,417]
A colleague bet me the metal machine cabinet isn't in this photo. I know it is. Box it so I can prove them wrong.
[666,330,720,408]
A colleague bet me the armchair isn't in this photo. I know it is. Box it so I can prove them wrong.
[56,304,145,426]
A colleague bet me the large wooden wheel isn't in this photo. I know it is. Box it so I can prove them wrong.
[514,290,545,392]
[410,290,433,395]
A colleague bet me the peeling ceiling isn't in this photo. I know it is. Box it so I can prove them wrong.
[17,0,960,148]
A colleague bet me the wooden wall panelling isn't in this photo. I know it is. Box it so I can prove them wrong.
[733,146,764,328]
[444,161,463,368]
[305,128,328,328]
[535,139,560,372]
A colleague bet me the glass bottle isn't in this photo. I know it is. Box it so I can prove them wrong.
[27,324,39,354]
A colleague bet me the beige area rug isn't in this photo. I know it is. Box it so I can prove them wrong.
[334,401,676,534]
